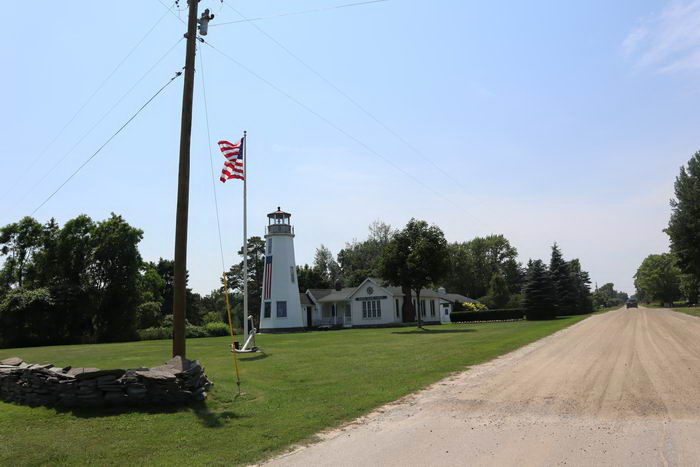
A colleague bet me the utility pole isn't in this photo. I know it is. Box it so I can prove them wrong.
[172,1,213,358]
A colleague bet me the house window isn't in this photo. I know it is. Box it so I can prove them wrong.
[421,300,426,317]
[430,300,436,317]
[277,301,287,318]
[267,238,272,254]
[395,299,400,318]
[264,302,271,318]
[362,300,382,319]
[290,266,295,283]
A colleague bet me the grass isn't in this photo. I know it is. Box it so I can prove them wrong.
[673,306,700,318]
[0,316,590,466]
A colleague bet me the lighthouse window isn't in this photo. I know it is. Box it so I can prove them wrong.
[276,301,287,318]
[290,266,295,283]
[266,238,272,255]
[264,302,271,318]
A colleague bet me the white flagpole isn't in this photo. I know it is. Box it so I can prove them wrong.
[243,131,249,344]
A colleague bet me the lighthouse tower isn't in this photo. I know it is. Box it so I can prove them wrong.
[259,207,304,331]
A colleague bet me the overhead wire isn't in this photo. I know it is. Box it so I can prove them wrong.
[30,71,183,216]
[1,1,178,205]
[199,45,227,273]
[200,38,459,208]
[200,44,243,393]
[211,0,390,27]
[9,37,184,219]
[221,0,472,197]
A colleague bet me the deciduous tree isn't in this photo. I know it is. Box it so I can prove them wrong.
[378,219,449,328]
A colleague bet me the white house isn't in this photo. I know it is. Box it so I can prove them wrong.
[257,207,479,331]
[303,278,479,328]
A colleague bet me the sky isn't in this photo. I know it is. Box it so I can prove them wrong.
[2,0,700,295]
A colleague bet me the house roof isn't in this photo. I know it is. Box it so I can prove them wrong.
[441,293,480,304]
[312,277,475,303]
[299,293,314,306]
[307,289,333,301]
[316,287,358,303]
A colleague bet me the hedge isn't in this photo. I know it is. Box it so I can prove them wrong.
[450,309,524,322]
[137,322,231,341]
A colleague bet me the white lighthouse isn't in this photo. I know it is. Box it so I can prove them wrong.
[259,207,304,331]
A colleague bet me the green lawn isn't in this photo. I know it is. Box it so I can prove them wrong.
[1,317,589,466]
[673,306,700,318]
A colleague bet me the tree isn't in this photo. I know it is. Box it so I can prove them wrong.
[666,151,700,281]
[680,273,700,304]
[634,253,681,305]
[549,243,577,316]
[90,214,143,342]
[569,259,593,315]
[444,235,523,299]
[226,236,265,328]
[337,221,395,287]
[0,216,45,288]
[481,273,510,309]
[522,259,557,320]
[314,245,341,285]
[296,264,329,291]
[378,219,449,328]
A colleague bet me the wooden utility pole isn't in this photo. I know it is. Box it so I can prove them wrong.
[172,0,199,358]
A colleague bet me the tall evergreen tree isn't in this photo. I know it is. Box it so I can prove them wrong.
[522,259,557,320]
[568,259,593,315]
[549,243,577,316]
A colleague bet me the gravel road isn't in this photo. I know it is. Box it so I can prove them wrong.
[264,307,700,466]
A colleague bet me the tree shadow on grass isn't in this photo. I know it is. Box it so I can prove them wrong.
[237,352,270,362]
[191,401,245,428]
[53,404,185,419]
[391,328,477,335]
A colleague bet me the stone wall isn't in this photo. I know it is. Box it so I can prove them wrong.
[0,356,213,408]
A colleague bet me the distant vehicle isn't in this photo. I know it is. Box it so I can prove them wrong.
[626,299,638,309]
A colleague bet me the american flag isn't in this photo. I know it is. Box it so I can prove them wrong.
[217,138,244,182]
[263,255,273,300]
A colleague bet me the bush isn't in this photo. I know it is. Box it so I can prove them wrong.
[202,311,223,325]
[204,321,230,336]
[450,309,524,322]
[136,322,232,341]
[462,302,488,312]
[137,326,172,341]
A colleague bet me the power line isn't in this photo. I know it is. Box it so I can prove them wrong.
[198,45,227,273]
[8,37,184,219]
[31,71,183,216]
[201,39,459,209]
[211,0,389,27]
[221,0,471,197]
[1,1,177,204]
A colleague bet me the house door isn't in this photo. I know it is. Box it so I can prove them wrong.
[306,306,313,328]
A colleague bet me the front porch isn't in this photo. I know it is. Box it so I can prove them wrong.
[315,302,352,328]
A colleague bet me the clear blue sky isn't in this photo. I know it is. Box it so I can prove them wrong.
[2,0,698,295]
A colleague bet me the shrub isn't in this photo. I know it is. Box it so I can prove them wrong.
[202,311,223,325]
[450,309,524,322]
[462,302,488,312]
[204,322,230,336]
[137,326,172,341]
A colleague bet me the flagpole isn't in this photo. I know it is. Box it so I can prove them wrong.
[243,131,249,344]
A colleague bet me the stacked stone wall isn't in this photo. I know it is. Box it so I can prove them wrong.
[0,356,212,408]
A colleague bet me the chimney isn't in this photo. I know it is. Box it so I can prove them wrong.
[334,279,342,291]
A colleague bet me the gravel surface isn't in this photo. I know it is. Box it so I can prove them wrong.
[264,307,700,466]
